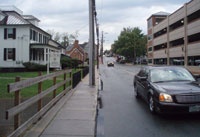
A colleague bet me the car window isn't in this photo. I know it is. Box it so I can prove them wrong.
[138,68,146,77]
[150,67,195,82]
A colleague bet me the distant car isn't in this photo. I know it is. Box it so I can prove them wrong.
[134,66,200,114]
[107,61,114,67]
[119,59,126,64]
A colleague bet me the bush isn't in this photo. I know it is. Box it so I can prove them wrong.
[23,62,47,71]
[61,56,73,68]
[71,59,83,68]
[61,56,83,69]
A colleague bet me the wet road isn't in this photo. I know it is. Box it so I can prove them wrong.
[98,56,200,137]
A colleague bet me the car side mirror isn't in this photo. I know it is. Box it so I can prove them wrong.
[139,76,147,81]
[193,74,200,82]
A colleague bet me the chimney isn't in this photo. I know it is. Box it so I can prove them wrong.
[74,40,79,47]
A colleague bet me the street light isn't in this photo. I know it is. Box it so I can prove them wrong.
[100,31,108,64]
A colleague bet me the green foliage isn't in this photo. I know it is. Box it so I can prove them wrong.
[71,59,83,68]
[0,71,40,78]
[61,56,83,69]
[23,62,47,71]
[61,56,73,68]
[111,27,147,60]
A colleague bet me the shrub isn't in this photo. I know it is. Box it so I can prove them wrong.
[23,62,47,71]
[61,56,73,68]
[61,56,83,69]
[71,59,83,68]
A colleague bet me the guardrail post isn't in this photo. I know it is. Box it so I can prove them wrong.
[69,71,72,88]
[53,76,57,98]
[38,72,42,111]
[14,76,21,130]
[63,72,66,91]
[81,69,83,79]
[101,79,103,91]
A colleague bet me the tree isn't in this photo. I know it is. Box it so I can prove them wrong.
[46,29,79,47]
[61,33,70,47]
[111,27,147,61]
[46,29,61,42]
[54,32,61,42]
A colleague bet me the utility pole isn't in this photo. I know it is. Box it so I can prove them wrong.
[89,0,95,86]
[93,0,99,69]
[100,31,104,64]
[96,24,99,69]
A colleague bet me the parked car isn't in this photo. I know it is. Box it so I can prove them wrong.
[133,66,200,114]
[119,59,126,64]
[107,61,114,67]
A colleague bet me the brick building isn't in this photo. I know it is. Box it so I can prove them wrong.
[66,40,88,62]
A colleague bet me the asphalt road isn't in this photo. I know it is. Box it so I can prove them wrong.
[98,56,200,137]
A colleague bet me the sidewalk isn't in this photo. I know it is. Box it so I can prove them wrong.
[24,71,98,137]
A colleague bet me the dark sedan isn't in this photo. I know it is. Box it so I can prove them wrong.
[134,66,200,114]
[107,61,114,67]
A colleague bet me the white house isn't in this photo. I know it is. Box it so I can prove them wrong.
[0,6,64,70]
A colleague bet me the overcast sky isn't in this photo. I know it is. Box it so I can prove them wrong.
[1,0,190,50]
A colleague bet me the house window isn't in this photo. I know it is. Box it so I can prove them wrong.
[148,35,153,41]
[30,29,33,40]
[148,18,152,28]
[4,28,16,39]
[148,47,153,52]
[33,30,36,41]
[4,48,16,61]
[39,33,42,43]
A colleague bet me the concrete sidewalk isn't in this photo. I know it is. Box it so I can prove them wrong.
[24,72,98,137]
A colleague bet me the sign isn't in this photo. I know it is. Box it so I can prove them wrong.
[49,52,61,68]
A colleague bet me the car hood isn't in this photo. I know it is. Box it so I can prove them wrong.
[153,82,200,94]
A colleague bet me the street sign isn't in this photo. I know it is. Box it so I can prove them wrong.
[49,52,61,68]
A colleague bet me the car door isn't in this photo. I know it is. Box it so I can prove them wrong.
[142,69,150,101]
[135,67,147,98]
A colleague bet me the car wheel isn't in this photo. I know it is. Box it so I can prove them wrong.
[149,95,156,114]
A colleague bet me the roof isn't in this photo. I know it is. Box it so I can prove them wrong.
[0,11,30,25]
[66,44,74,51]
[66,42,89,54]
[147,11,170,20]
[79,42,88,48]
[0,10,6,16]
[0,10,51,37]
[0,5,23,15]
[79,42,89,53]
[30,43,61,50]
[22,15,40,22]
[152,11,170,16]
[48,39,65,49]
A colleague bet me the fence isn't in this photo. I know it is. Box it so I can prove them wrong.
[82,66,89,78]
[72,66,89,88]
[72,71,82,88]
[6,69,72,137]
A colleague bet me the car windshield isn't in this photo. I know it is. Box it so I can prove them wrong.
[150,67,195,83]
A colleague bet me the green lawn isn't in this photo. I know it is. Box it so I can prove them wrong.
[0,70,79,98]
[0,71,45,78]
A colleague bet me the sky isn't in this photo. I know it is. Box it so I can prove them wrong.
[1,0,190,50]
